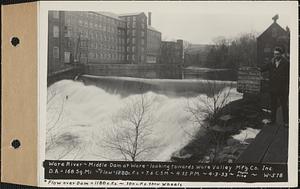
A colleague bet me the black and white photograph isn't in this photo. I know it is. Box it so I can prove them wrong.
[41,1,297,186]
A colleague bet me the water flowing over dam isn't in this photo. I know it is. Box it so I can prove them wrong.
[46,77,242,161]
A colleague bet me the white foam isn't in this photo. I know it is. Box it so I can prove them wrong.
[46,80,242,161]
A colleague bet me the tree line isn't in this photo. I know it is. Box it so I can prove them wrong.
[185,32,258,70]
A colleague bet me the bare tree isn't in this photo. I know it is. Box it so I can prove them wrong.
[104,93,160,161]
[187,81,233,125]
[46,87,86,160]
[46,88,66,153]
[185,81,234,162]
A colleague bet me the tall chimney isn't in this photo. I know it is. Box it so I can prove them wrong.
[148,12,152,26]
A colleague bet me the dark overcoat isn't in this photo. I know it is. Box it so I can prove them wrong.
[261,57,290,94]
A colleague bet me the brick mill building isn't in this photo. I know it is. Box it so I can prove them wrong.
[146,12,162,63]
[160,40,184,64]
[48,11,164,76]
[119,12,148,64]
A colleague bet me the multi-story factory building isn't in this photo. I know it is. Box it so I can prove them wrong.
[48,11,70,76]
[63,11,127,64]
[48,11,164,78]
[160,39,184,64]
[146,12,161,64]
[145,12,161,63]
[119,13,148,64]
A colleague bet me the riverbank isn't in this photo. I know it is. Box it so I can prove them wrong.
[171,96,265,163]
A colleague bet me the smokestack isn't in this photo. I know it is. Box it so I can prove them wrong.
[148,12,152,26]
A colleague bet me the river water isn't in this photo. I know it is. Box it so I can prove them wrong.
[46,76,254,161]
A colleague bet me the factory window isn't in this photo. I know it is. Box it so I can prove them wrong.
[79,20,83,26]
[84,21,88,27]
[127,55,129,60]
[133,16,136,21]
[53,25,59,38]
[132,29,136,36]
[127,38,130,43]
[132,55,135,60]
[52,11,59,19]
[132,21,136,28]
[64,52,70,63]
[66,18,71,26]
[132,38,135,44]
[127,46,130,52]
[53,47,59,59]
[141,31,145,37]
[67,40,72,48]
[141,39,144,45]
[132,46,135,52]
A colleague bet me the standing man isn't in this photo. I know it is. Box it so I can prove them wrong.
[261,46,290,126]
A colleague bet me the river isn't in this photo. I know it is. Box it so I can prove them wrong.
[46,76,252,161]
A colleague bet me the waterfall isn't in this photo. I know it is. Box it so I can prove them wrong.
[46,78,242,161]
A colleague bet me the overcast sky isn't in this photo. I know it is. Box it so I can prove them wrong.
[52,1,296,44]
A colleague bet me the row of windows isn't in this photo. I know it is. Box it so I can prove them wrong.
[53,46,145,62]
[76,31,124,41]
[126,37,145,45]
[76,20,125,33]
[126,46,145,53]
[126,21,146,29]
[123,16,146,24]
[69,12,125,27]
[127,54,136,61]
[53,46,125,61]
[79,41,125,52]
[126,55,145,61]
[88,52,125,61]
[54,25,125,44]
[55,26,148,43]
[127,29,146,37]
